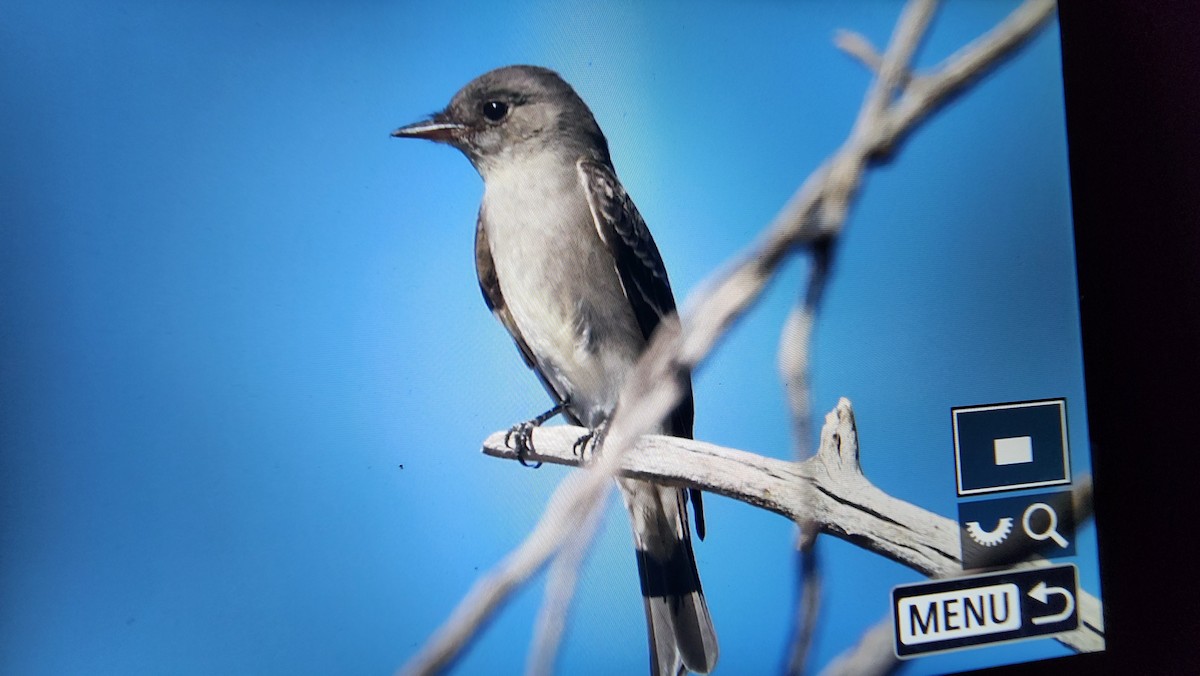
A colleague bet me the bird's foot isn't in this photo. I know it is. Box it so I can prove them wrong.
[503,401,567,468]
[572,418,610,460]
[504,421,542,468]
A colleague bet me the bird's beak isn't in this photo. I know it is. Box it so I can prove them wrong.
[391,113,464,143]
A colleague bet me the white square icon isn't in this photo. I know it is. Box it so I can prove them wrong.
[993,435,1034,465]
[953,399,1070,495]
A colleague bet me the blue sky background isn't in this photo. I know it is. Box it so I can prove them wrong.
[1,1,1099,674]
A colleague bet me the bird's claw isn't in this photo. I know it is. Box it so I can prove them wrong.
[505,421,542,468]
[503,401,568,468]
[572,419,609,459]
[572,431,594,458]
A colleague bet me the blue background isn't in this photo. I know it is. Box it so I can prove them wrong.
[1,1,1100,674]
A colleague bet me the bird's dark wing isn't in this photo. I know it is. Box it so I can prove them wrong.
[577,159,678,344]
[576,158,692,435]
[577,159,704,538]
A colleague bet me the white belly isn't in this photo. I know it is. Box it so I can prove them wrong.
[481,154,644,425]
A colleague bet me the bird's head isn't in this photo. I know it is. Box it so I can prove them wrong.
[392,65,610,175]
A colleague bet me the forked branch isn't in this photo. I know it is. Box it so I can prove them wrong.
[481,402,1103,656]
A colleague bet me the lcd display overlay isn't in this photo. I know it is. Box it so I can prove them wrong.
[1,2,1103,674]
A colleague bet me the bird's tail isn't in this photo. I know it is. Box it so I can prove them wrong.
[619,478,718,675]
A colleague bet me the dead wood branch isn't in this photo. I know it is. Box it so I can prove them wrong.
[480,402,1103,657]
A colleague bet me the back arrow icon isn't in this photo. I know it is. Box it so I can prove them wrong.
[1028,580,1075,625]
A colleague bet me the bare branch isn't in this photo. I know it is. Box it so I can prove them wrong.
[779,240,832,675]
[479,403,1103,656]
[527,492,609,676]
[481,404,953,570]
[889,0,1058,143]
[778,242,833,459]
[820,621,899,676]
[780,6,942,670]
[400,396,683,675]
[856,0,936,132]
[398,470,613,676]
[784,2,1061,671]
[834,30,886,74]
[785,542,823,676]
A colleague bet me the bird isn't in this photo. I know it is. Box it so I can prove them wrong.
[392,65,717,675]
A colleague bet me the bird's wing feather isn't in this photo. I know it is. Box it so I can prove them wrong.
[576,158,694,439]
[577,159,677,344]
[577,159,705,539]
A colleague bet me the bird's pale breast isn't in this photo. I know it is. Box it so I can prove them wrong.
[481,151,643,426]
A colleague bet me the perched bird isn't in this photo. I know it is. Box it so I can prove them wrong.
[392,65,717,675]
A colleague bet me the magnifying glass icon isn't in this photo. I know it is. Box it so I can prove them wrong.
[1022,502,1069,548]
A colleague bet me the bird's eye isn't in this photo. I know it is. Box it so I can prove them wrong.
[482,101,509,122]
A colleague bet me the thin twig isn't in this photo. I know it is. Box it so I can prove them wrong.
[785,542,823,676]
[891,0,1058,145]
[398,471,613,675]
[778,240,833,459]
[779,237,832,675]
[834,30,886,74]
[820,621,899,676]
[527,490,610,676]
